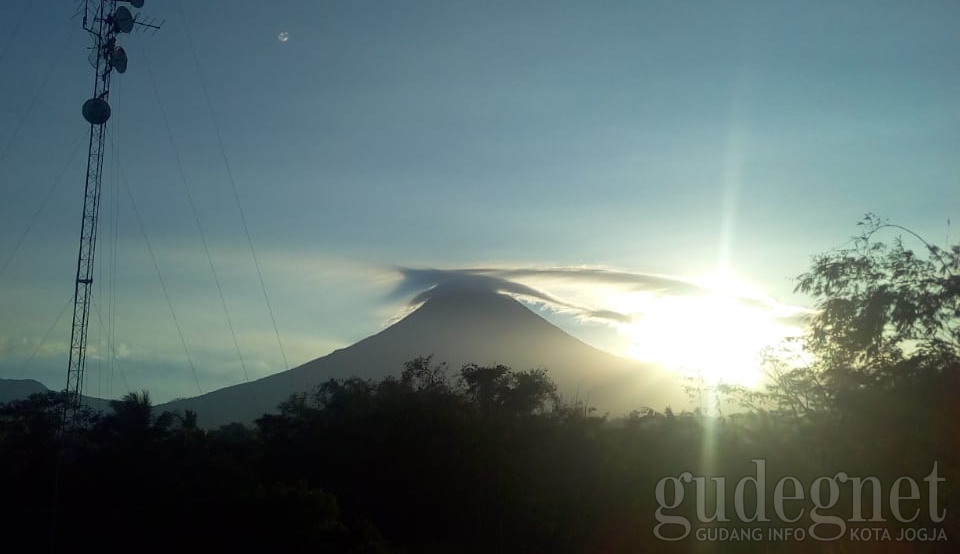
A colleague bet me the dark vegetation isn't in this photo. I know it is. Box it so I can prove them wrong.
[1,216,958,553]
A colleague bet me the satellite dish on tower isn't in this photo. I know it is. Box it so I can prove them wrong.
[82,97,111,125]
[113,7,135,34]
[110,46,128,73]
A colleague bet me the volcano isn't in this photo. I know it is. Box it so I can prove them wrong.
[157,291,686,427]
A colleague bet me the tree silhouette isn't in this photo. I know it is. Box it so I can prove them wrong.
[796,214,959,396]
[93,390,175,446]
[722,215,960,419]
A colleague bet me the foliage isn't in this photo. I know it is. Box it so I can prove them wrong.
[719,215,960,420]
[796,214,960,391]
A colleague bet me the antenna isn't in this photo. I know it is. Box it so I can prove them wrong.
[66,0,160,421]
[111,46,128,73]
[113,6,136,34]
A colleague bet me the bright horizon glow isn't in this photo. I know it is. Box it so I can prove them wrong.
[620,269,800,387]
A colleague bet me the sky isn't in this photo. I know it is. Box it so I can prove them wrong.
[0,0,958,401]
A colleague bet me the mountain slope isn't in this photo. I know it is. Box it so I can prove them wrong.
[0,378,113,412]
[0,378,49,404]
[159,291,686,427]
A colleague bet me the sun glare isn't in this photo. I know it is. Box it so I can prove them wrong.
[621,270,798,387]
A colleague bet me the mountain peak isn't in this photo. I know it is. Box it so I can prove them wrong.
[407,289,540,322]
[387,290,578,353]
[156,289,684,427]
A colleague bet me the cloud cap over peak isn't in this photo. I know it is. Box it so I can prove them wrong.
[392,266,811,327]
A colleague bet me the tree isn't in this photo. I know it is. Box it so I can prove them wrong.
[795,214,959,401]
[500,368,558,415]
[400,355,451,393]
[459,364,558,416]
[717,215,960,423]
[0,391,93,443]
[460,363,511,410]
[95,390,175,445]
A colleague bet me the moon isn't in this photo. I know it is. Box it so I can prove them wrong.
[278,31,289,42]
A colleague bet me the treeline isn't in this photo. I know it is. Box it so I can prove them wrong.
[0,356,955,553]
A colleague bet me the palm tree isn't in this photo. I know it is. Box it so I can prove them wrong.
[100,390,173,443]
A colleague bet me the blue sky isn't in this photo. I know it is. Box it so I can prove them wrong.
[1,1,958,400]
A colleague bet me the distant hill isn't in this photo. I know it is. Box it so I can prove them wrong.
[0,378,114,413]
[0,378,50,404]
[159,291,687,427]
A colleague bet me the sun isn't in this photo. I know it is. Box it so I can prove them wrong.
[620,269,797,387]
